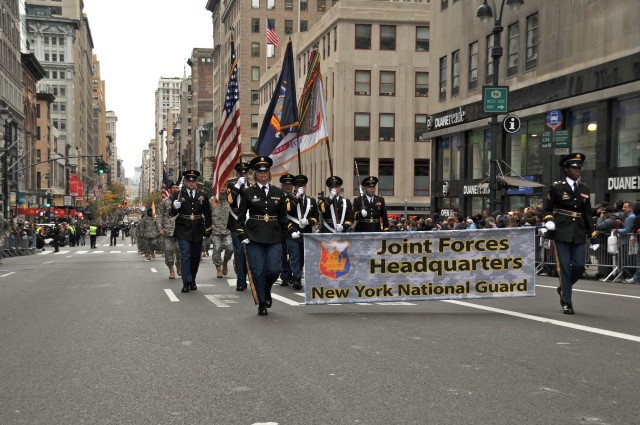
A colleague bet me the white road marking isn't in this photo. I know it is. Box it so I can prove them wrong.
[227,279,236,287]
[54,250,69,254]
[537,283,640,300]
[76,251,88,254]
[164,289,180,302]
[0,272,16,278]
[91,251,104,254]
[442,300,640,343]
[271,293,304,306]
[44,261,54,264]
[150,268,157,273]
[205,294,231,307]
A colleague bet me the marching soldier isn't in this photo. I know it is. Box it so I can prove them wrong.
[353,176,390,232]
[318,176,353,233]
[209,191,233,279]
[157,181,181,279]
[285,174,319,290]
[226,161,251,291]
[542,152,598,315]
[171,170,213,293]
[235,156,295,316]
[279,173,296,286]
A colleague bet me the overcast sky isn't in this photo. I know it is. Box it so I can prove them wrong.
[83,1,213,178]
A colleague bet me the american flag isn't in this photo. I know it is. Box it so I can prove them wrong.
[211,39,241,198]
[266,18,279,47]
[161,167,170,199]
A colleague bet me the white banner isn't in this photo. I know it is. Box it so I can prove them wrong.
[303,228,536,305]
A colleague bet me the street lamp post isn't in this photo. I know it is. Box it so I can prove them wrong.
[477,0,523,214]
[1,106,13,220]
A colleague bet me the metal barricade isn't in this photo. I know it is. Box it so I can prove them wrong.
[615,233,639,282]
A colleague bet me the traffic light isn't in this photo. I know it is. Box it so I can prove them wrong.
[98,161,105,174]
[93,159,99,173]
[45,193,52,208]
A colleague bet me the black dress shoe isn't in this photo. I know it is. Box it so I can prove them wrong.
[293,279,302,290]
[265,293,272,308]
[280,279,289,287]
[258,303,268,316]
[181,285,190,293]
[563,305,574,314]
[236,286,245,291]
[190,282,197,291]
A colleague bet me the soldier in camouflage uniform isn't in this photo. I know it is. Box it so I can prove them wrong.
[210,194,233,279]
[137,208,162,261]
[157,181,181,279]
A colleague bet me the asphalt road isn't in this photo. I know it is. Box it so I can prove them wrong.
[0,237,638,425]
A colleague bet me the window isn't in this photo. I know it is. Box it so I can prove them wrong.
[468,41,479,91]
[451,50,460,97]
[355,113,370,141]
[251,114,259,129]
[353,158,370,196]
[568,106,598,171]
[415,72,429,97]
[52,103,58,112]
[439,56,447,101]
[285,0,293,10]
[379,159,394,196]
[441,0,448,10]
[60,71,65,79]
[379,71,395,96]
[379,114,395,141]
[300,0,308,11]
[415,115,428,141]
[486,34,494,84]
[60,102,66,112]
[525,13,538,71]
[300,21,308,32]
[355,24,371,50]
[614,97,640,168]
[469,129,490,179]
[252,0,259,8]
[267,0,275,9]
[414,160,430,196]
[251,42,260,57]
[251,90,260,105]
[355,70,371,95]
[252,18,260,33]
[380,25,396,51]
[44,53,50,61]
[285,20,293,35]
[251,66,260,81]
[507,22,519,77]
[318,0,326,11]
[416,26,430,51]
[59,53,64,62]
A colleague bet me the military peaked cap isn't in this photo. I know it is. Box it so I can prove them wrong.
[362,176,379,187]
[326,176,343,187]
[559,152,585,168]
[250,156,273,171]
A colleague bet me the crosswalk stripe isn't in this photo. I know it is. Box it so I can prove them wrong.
[271,293,304,306]
[164,289,180,302]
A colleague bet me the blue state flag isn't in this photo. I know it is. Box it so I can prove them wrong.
[253,40,299,160]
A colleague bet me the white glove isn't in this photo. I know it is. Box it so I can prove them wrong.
[241,238,250,245]
[545,221,556,231]
[590,244,600,251]
[172,200,181,209]
[297,187,304,197]
[360,209,368,218]
[235,177,246,189]
[329,188,337,199]
[336,224,344,232]
[537,227,547,235]
[300,218,309,227]
[291,231,301,239]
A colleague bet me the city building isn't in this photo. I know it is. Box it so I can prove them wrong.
[153,77,182,191]
[187,48,214,181]
[427,0,640,217]
[259,0,431,214]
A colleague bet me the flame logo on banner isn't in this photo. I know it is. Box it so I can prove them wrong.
[319,241,351,280]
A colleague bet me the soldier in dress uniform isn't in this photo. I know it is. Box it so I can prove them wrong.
[353,176,390,232]
[278,173,296,286]
[171,170,213,293]
[542,153,598,314]
[157,181,181,279]
[226,161,251,291]
[285,174,319,290]
[236,156,295,316]
[318,176,353,233]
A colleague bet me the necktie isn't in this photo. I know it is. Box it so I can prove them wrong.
[190,190,195,199]
[573,182,577,193]
[264,186,269,196]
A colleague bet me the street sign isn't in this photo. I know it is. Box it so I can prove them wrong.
[503,115,521,133]
[483,86,509,113]
[545,110,563,131]
[554,130,570,149]
[541,131,553,148]
[64,195,72,207]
